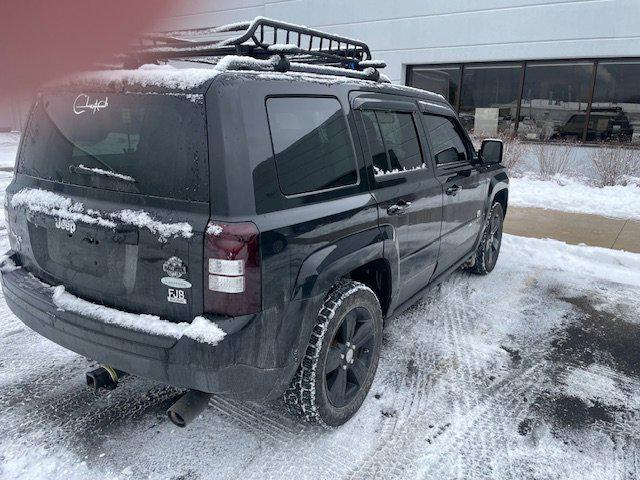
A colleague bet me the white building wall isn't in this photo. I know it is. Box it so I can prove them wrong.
[157,0,640,84]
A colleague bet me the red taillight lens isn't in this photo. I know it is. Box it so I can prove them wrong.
[204,220,261,316]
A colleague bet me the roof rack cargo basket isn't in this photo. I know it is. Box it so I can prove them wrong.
[126,17,387,81]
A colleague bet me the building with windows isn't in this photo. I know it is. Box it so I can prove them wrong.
[2,0,639,144]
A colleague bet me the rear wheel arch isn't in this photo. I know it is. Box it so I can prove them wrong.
[346,258,392,317]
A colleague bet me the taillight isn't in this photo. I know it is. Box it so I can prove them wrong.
[204,220,261,316]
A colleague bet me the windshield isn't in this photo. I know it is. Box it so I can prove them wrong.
[18,92,208,202]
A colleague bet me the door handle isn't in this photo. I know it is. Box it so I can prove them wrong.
[446,185,463,196]
[387,200,412,215]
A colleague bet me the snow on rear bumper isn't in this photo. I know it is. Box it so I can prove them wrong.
[0,261,293,400]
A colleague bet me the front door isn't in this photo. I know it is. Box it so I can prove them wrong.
[421,112,489,275]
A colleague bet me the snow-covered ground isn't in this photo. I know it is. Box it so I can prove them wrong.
[1,232,640,479]
[0,132,19,170]
[510,174,640,220]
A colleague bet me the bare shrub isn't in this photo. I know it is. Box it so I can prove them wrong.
[501,136,527,172]
[591,146,640,186]
[536,143,575,179]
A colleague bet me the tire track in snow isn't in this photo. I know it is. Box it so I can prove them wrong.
[349,272,559,480]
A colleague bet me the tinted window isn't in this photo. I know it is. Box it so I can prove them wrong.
[459,64,523,135]
[266,97,357,195]
[519,62,593,141]
[361,110,389,172]
[423,114,469,165]
[592,61,640,143]
[363,111,423,174]
[18,93,208,201]
[408,65,461,107]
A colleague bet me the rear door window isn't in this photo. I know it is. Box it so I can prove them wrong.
[362,110,423,174]
[422,114,469,165]
[18,93,209,201]
[266,97,358,195]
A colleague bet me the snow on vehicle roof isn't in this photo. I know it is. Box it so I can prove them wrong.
[48,54,444,101]
[49,63,222,92]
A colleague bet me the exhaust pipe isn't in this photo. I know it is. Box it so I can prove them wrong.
[167,390,212,427]
[86,366,127,390]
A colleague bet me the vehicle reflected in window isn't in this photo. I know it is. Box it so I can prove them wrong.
[519,62,593,141]
[408,59,640,144]
[591,61,640,143]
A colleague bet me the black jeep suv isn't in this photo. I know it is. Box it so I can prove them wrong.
[1,19,508,427]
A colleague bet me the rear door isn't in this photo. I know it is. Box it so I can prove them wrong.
[7,91,210,322]
[353,94,442,305]
[419,105,489,274]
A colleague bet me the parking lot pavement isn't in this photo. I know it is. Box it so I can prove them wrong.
[1,234,640,480]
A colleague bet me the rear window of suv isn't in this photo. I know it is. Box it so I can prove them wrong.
[266,97,358,195]
[18,93,209,202]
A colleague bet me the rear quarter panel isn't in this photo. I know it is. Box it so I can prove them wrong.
[206,75,382,369]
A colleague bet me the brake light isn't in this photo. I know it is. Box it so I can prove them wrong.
[204,220,261,316]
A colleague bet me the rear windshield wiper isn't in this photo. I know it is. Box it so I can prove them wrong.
[69,164,136,183]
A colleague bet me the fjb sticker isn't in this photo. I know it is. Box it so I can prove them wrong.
[167,288,187,305]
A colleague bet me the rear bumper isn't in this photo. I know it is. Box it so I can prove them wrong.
[1,259,310,401]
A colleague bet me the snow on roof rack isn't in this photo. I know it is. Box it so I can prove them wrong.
[126,17,387,82]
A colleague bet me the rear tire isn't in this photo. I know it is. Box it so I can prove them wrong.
[283,280,383,427]
[469,202,504,275]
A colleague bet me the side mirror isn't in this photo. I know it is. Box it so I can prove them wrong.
[479,139,503,165]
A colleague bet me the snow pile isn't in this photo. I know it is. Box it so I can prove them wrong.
[11,188,193,242]
[52,285,226,346]
[183,316,227,345]
[76,165,135,183]
[510,174,640,220]
[502,234,640,287]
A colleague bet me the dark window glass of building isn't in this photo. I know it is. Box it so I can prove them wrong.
[408,66,461,108]
[459,64,523,136]
[592,61,640,144]
[423,114,469,165]
[266,97,358,195]
[375,111,423,172]
[519,62,594,141]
